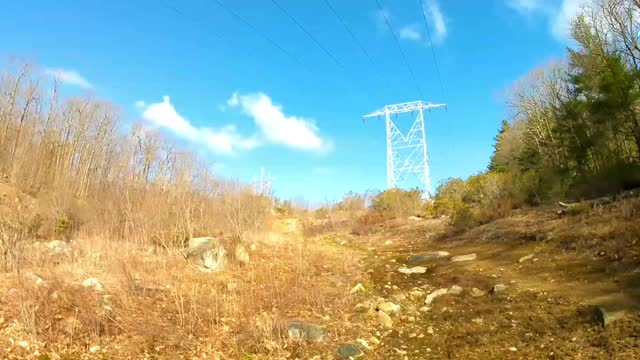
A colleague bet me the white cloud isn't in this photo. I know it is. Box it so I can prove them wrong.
[44,68,93,89]
[140,96,259,155]
[506,0,593,42]
[227,92,332,153]
[399,25,422,41]
[551,0,592,41]
[507,0,542,14]
[423,0,447,44]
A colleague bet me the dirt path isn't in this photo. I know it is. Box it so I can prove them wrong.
[336,218,640,359]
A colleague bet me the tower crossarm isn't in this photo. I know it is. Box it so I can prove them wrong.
[363,101,446,118]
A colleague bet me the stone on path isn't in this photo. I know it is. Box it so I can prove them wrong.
[377,301,400,313]
[350,283,365,294]
[356,338,372,350]
[378,309,393,328]
[449,285,463,295]
[425,288,448,304]
[82,278,104,292]
[337,343,364,359]
[407,251,450,265]
[451,253,477,262]
[398,266,428,274]
[597,307,627,327]
[518,254,534,263]
[490,284,508,295]
[287,321,326,342]
[470,288,486,297]
[408,216,422,221]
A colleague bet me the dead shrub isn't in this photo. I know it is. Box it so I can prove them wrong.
[351,211,394,235]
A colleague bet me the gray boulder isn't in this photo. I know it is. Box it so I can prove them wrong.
[287,321,326,342]
[337,343,364,359]
[186,237,226,271]
[597,307,627,327]
[490,284,508,295]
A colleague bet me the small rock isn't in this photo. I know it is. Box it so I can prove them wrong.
[82,278,104,292]
[409,290,425,298]
[407,251,450,265]
[287,321,326,342]
[419,306,431,312]
[337,343,364,359]
[472,318,483,324]
[518,254,534,263]
[35,277,46,287]
[340,241,347,245]
[356,338,372,350]
[234,243,250,264]
[408,216,422,221]
[425,288,448,304]
[427,326,434,334]
[377,301,401,313]
[451,253,477,262]
[350,283,365,294]
[17,340,29,349]
[508,347,518,352]
[449,285,463,295]
[89,345,101,353]
[470,288,485,297]
[378,310,393,328]
[398,265,428,274]
[384,240,393,245]
[369,336,380,345]
[490,284,508,295]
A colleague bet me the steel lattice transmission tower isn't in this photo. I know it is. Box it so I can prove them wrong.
[363,101,446,194]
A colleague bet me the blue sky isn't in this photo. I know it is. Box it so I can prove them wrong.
[0,0,586,203]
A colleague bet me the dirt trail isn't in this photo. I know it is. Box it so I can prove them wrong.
[338,216,640,359]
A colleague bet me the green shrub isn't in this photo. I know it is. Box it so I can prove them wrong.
[55,215,72,240]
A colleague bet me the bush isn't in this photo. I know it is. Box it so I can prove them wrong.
[434,172,519,232]
[370,188,423,218]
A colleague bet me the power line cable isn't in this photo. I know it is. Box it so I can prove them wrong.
[374,0,424,100]
[418,0,446,101]
[323,0,373,62]
[213,0,312,72]
[269,0,344,68]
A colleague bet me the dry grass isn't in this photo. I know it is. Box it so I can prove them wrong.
[0,219,372,359]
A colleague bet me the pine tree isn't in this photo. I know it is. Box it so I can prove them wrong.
[488,119,510,172]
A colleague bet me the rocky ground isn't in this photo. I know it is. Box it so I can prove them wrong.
[328,206,640,359]
[1,203,639,359]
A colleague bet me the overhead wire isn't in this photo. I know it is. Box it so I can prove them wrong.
[212,0,312,72]
[269,0,344,68]
[323,0,373,62]
[373,0,425,100]
[418,0,446,102]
